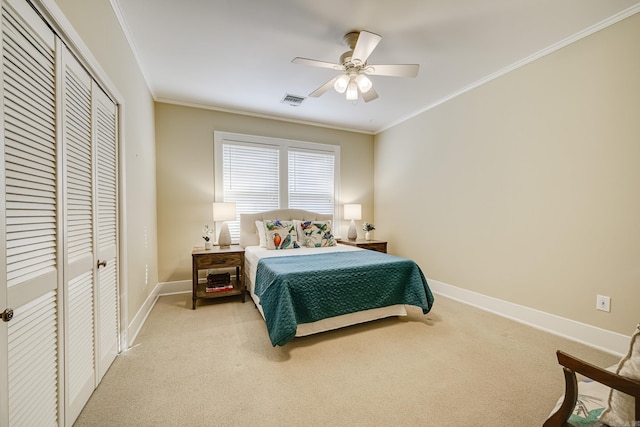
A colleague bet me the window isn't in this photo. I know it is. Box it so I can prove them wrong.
[214,132,340,241]
[288,149,335,214]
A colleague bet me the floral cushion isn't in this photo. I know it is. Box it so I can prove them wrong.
[549,375,612,426]
[295,220,336,248]
[263,220,299,250]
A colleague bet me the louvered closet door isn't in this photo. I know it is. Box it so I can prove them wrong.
[61,46,96,425]
[0,0,60,425]
[93,83,118,382]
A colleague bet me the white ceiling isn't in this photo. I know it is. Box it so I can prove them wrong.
[112,0,640,134]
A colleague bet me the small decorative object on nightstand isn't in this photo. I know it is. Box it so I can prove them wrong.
[202,224,213,250]
[191,245,245,309]
[362,222,375,241]
[339,239,387,253]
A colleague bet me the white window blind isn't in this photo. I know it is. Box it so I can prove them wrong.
[288,149,335,214]
[221,142,280,239]
[214,132,340,242]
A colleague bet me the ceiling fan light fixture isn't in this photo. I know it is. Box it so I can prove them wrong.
[346,80,358,100]
[293,30,419,103]
[334,74,350,93]
[354,74,372,93]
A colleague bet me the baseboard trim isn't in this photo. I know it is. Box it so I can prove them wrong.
[126,281,191,347]
[429,279,629,357]
[157,279,192,295]
[131,278,629,357]
[127,285,159,347]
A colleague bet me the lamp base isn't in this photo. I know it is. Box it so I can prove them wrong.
[218,222,232,249]
[347,219,357,241]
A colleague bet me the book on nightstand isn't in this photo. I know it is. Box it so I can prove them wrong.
[205,272,232,292]
[205,284,233,293]
[207,272,230,285]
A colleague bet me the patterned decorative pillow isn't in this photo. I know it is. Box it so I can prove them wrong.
[263,220,299,250]
[295,220,336,248]
[549,375,611,426]
[599,323,640,427]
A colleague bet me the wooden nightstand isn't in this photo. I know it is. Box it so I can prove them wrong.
[191,245,245,309]
[338,239,387,253]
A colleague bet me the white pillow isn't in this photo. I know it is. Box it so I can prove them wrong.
[263,220,299,250]
[599,323,640,426]
[255,220,266,248]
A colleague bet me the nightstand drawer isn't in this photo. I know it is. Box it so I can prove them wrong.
[357,243,387,253]
[196,252,242,268]
[339,240,387,253]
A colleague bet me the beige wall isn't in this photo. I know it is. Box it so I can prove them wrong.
[54,0,159,323]
[52,0,638,337]
[155,103,374,282]
[374,13,640,335]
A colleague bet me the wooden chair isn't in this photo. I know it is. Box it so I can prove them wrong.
[544,350,640,427]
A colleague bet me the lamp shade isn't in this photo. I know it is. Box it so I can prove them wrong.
[344,204,361,220]
[212,202,236,222]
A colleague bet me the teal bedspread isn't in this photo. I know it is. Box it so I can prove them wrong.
[255,250,434,346]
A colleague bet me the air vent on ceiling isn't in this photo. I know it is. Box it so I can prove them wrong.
[281,94,306,106]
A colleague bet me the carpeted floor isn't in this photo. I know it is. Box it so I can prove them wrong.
[74,293,619,426]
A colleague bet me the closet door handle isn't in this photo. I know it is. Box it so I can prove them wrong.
[2,308,14,322]
[97,260,107,269]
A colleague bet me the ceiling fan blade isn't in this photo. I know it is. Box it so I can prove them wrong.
[364,64,419,78]
[292,57,344,71]
[351,31,382,65]
[362,87,379,103]
[309,76,340,97]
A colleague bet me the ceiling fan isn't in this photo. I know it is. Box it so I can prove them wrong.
[292,30,419,103]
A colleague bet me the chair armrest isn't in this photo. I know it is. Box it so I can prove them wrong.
[544,350,640,427]
[557,351,640,397]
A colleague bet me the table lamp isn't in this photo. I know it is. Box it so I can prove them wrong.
[344,204,361,241]
[213,202,236,249]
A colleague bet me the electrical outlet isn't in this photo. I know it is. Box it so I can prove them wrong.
[596,295,611,312]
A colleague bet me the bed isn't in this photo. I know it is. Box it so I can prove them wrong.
[240,209,434,346]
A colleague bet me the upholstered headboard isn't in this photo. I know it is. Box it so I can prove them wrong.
[239,209,333,248]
